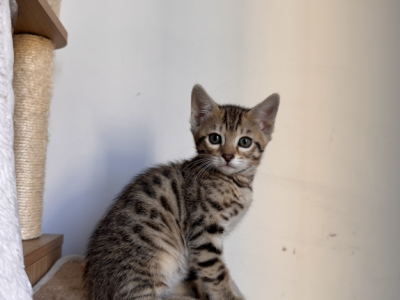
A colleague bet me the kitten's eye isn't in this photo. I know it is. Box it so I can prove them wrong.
[238,137,252,148]
[209,133,221,144]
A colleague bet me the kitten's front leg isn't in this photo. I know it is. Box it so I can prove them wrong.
[190,238,245,300]
[198,259,244,300]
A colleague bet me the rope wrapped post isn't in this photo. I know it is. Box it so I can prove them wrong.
[13,34,54,240]
[13,0,63,240]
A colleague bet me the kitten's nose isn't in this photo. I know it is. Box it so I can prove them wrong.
[222,154,234,163]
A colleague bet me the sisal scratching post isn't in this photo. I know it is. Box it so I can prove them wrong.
[13,34,54,240]
[12,0,63,240]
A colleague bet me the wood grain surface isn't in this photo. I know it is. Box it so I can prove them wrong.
[14,0,68,49]
[25,246,62,286]
[23,234,63,268]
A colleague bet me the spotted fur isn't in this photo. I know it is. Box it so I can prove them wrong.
[84,84,279,300]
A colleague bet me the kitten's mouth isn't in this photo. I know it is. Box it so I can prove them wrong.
[219,164,236,174]
[214,159,242,175]
[219,161,234,168]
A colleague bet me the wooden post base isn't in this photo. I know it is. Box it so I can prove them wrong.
[22,234,63,286]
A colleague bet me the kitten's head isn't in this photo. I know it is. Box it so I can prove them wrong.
[190,84,279,176]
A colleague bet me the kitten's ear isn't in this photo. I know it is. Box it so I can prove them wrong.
[249,93,280,135]
[190,84,219,128]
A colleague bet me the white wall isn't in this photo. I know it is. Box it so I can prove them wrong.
[44,1,400,299]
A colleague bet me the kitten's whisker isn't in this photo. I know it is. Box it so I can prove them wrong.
[199,162,215,182]
[182,158,211,175]
[186,160,210,182]
[196,161,214,182]
[263,163,277,183]
[189,159,213,182]
[181,157,210,172]
[256,169,271,188]
[190,162,210,182]
[194,162,210,182]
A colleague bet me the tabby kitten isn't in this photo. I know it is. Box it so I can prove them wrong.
[84,84,280,300]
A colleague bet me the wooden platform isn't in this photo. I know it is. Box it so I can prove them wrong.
[14,0,68,49]
[23,234,64,286]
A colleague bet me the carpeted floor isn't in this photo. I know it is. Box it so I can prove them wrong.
[33,256,86,300]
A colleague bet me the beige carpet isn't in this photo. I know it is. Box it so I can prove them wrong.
[33,256,87,300]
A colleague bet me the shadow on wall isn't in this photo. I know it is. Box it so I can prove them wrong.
[42,127,154,256]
